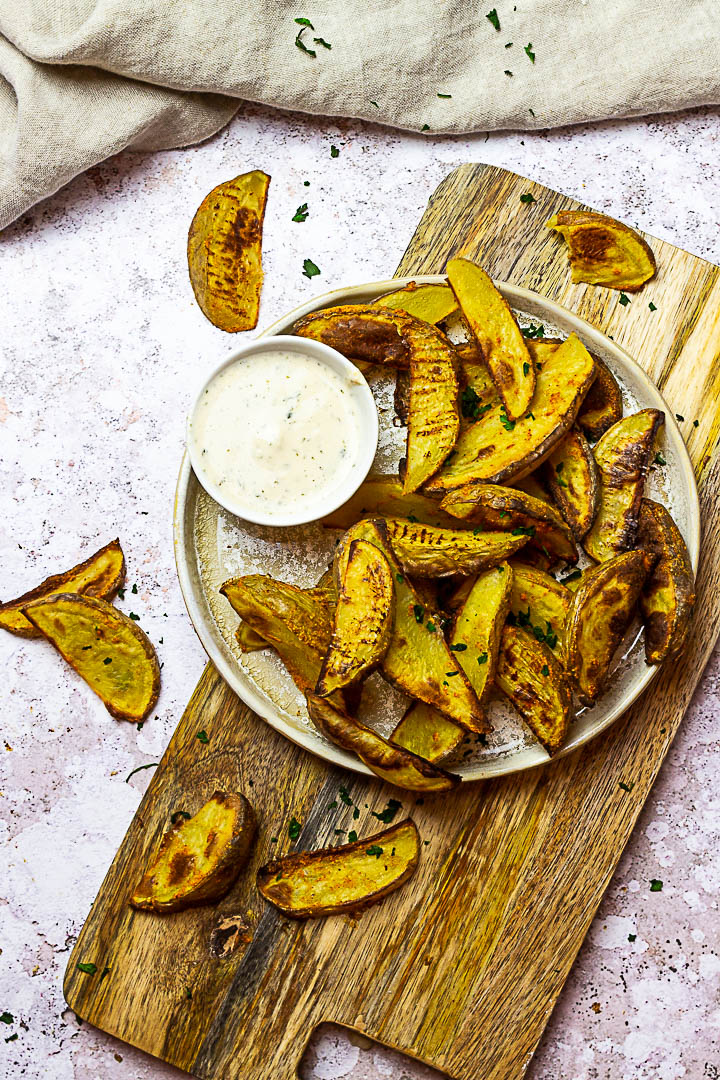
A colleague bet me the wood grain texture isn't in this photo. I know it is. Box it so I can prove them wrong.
[64,164,720,1080]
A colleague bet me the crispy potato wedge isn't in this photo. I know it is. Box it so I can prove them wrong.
[187,171,270,332]
[294,304,413,367]
[496,625,572,755]
[512,471,553,505]
[0,539,125,639]
[424,334,596,493]
[307,695,459,791]
[547,210,656,291]
[447,258,535,421]
[384,517,528,577]
[440,483,578,566]
[394,369,411,425]
[637,499,696,664]
[130,792,256,912]
[584,409,664,563]
[235,621,269,652]
[257,818,419,919]
[316,540,394,696]
[563,551,650,703]
[335,520,486,732]
[544,427,599,540]
[390,701,465,763]
[577,356,623,442]
[322,476,460,530]
[22,594,159,722]
[373,281,458,323]
[509,563,570,655]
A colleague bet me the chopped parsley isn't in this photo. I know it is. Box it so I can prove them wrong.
[186,987,192,1000]
[413,604,425,624]
[505,41,513,48]
[449,642,467,652]
[511,525,536,537]
[77,962,98,975]
[302,258,321,279]
[520,193,535,204]
[171,810,191,824]
[628,933,637,942]
[426,620,436,633]
[654,452,666,466]
[128,612,140,621]
[499,407,515,432]
[445,670,459,677]
[292,203,309,222]
[288,817,301,840]
[618,293,630,306]
[486,8,501,30]
[524,43,535,62]
[618,781,635,793]
[330,145,340,157]
[197,730,209,744]
[103,657,112,665]
[461,386,492,421]
[675,413,684,422]
[523,323,545,338]
[314,36,332,49]
[477,652,488,665]
[338,785,353,806]
[396,573,404,583]
[421,124,430,131]
[372,799,401,824]
[693,418,700,427]
[437,92,452,99]
[540,664,549,676]
[5,1034,18,1043]
[0,1013,13,1025]
[125,762,159,783]
[504,69,513,77]
[366,845,383,858]
[523,361,530,375]
[650,879,663,892]
[348,830,358,842]
[649,302,657,311]
[556,462,564,472]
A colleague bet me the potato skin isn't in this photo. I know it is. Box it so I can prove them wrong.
[544,427,600,541]
[384,516,528,577]
[577,356,623,442]
[547,211,656,291]
[637,499,696,664]
[495,625,572,755]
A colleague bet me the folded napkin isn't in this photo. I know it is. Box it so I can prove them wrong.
[1,0,718,229]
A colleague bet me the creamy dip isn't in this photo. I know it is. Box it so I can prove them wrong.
[190,348,369,521]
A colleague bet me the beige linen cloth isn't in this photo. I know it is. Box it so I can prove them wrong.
[1,1,719,229]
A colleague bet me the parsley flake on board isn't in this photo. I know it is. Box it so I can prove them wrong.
[372,799,401,824]
[197,730,209,744]
[650,879,663,892]
[292,203,309,222]
[486,8,500,30]
[421,124,430,131]
[693,419,700,427]
[288,817,302,840]
[676,413,685,422]
[366,845,384,858]
[77,962,98,975]
[524,43,535,62]
[330,145,340,157]
[314,37,332,49]
[619,293,630,306]
[437,92,452,98]
[5,1034,18,1043]
[171,810,191,824]
[649,302,657,311]
[302,258,321,279]
[450,642,467,652]
[128,612,140,621]
[520,193,535,204]
[504,69,513,77]
[338,785,353,805]
[348,830,358,842]
[618,781,635,793]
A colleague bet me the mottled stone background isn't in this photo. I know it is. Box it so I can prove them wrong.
[1,102,719,1080]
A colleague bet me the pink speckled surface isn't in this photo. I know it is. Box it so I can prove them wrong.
[1,103,719,1080]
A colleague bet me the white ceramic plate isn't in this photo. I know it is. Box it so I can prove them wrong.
[174,278,700,781]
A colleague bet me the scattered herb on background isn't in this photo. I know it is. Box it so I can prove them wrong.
[302,258,321,278]
[523,322,545,338]
[628,933,637,942]
[128,612,140,621]
[529,107,536,116]
[676,413,684,422]
[314,36,332,49]
[505,41,513,48]
[426,620,436,633]
[292,203,309,222]
[504,70,513,76]
[499,407,515,432]
[421,124,430,131]
[650,879,663,892]
[619,781,635,793]
[348,830,358,842]
[461,385,491,421]
[330,145,340,157]
[619,293,630,306]
[370,100,379,107]
[125,762,159,783]
[171,811,191,824]
[186,988,193,1000]
[0,1013,13,1025]
[523,361,530,375]
[396,572,404,583]
[693,419,699,427]
[437,92,452,98]
[450,642,467,652]
[649,302,657,311]
[486,8,500,30]
[524,43,535,62]
[520,193,535,204]
[372,799,402,824]
[77,962,98,975]
[197,730,209,744]
[477,652,488,665]
[5,1034,18,1043]
[339,785,353,806]
[288,817,301,840]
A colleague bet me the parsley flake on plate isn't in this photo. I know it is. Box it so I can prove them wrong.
[486,8,500,30]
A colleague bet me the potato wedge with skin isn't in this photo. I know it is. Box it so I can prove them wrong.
[322,476,460,530]
[547,210,656,291]
[373,281,458,323]
[511,469,553,506]
[235,621,269,652]
[509,563,570,655]
[316,540,394,696]
[577,356,623,442]
[22,594,159,723]
[187,171,270,332]
[384,517,528,577]
[257,819,420,919]
[307,694,459,791]
[563,551,650,703]
[584,409,665,563]
[424,334,596,493]
[0,539,125,639]
[544,427,600,540]
[294,304,413,367]
[390,701,465,763]
[440,483,578,566]
[335,520,487,732]
[496,625,572,755]
[130,792,256,913]
[447,258,535,421]
[637,499,696,664]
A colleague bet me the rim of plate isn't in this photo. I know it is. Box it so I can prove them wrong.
[174,276,700,782]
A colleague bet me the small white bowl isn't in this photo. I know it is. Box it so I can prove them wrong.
[187,335,379,527]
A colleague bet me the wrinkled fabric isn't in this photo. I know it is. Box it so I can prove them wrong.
[1,0,718,228]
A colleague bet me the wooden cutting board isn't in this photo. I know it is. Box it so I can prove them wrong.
[64,164,720,1080]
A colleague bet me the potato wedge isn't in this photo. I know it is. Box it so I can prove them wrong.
[584,409,665,563]
[577,356,623,442]
[495,625,572,755]
[563,551,650,703]
[637,499,696,664]
[424,333,596,493]
[447,258,535,421]
[440,483,578,566]
[322,476,460,530]
[235,621,269,652]
[307,695,459,791]
[544,427,599,540]
[547,210,656,291]
[0,539,126,638]
[384,517,528,577]
[509,563,570,655]
[257,818,419,919]
[512,471,553,505]
[374,281,458,323]
[394,369,411,425]
[316,540,394,696]
[390,701,465,763]
[294,304,413,367]
[22,594,159,723]
[130,792,256,912]
[187,171,270,332]
[335,520,487,732]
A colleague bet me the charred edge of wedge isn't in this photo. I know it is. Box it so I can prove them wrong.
[576,356,623,442]
[0,539,126,639]
[637,499,696,665]
[496,624,572,756]
[547,210,656,292]
[307,693,460,791]
[544,427,600,541]
[390,701,465,763]
[384,517,528,578]
[373,281,458,324]
[294,304,414,367]
[257,819,420,919]
[130,791,257,913]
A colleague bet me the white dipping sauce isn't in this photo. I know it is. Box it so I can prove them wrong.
[191,348,367,520]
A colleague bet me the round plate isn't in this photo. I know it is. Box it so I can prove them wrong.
[174,277,700,781]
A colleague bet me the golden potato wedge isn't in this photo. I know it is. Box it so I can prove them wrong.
[0,539,125,639]
[235,621,269,652]
[316,540,394,696]
[509,562,570,655]
[294,304,413,367]
[496,625,572,755]
[394,369,411,425]
[384,517,528,577]
[389,701,465,763]
[512,471,553,505]
[187,171,270,332]
[257,818,420,919]
[335,520,486,732]
[424,334,596,493]
[307,694,459,791]
[637,499,696,664]
[22,594,159,723]
[544,427,600,540]
[576,356,623,442]
[584,409,665,563]
[547,210,656,291]
[373,281,458,323]
[440,483,578,566]
[130,792,256,912]
[563,551,650,703]
[447,258,535,421]
[322,476,460,530]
